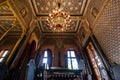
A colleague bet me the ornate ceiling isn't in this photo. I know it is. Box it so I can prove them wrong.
[0,2,22,37]
[31,0,88,33]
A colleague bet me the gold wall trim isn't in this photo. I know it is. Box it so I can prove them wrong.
[7,0,26,32]
[0,22,15,41]
[6,31,25,64]
[0,1,27,65]
[0,1,7,6]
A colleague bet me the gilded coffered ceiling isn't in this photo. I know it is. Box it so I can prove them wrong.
[31,0,88,33]
[0,1,22,37]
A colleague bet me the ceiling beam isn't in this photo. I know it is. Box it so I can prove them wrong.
[42,35,76,39]
[0,16,15,20]
[42,32,76,35]
[36,15,84,19]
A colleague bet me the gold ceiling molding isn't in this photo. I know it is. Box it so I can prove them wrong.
[0,1,13,15]
[0,16,15,20]
[0,1,26,32]
[32,0,85,15]
[0,1,24,33]
[0,18,17,41]
[0,0,26,65]
[30,0,88,33]
[7,0,26,32]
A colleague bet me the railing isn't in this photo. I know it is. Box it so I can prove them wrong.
[35,66,83,80]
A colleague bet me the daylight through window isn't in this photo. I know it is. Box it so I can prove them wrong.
[67,50,79,69]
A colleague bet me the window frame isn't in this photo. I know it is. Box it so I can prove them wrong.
[66,50,79,70]
[42,51,48,64]
[38,49,52,67]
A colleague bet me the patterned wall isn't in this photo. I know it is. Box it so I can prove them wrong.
[86,0,104,28]
[93,0,120,64]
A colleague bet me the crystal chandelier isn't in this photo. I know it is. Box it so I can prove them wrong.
[47,2,71,32]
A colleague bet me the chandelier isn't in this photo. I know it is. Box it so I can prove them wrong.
[47,2,71,32]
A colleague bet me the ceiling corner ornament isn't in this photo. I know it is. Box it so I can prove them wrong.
[91,7,99,18]
[20,7,27,17]
[47,2,71,32]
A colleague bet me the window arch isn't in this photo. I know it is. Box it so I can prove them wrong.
[38,49,52,67]
[66,50,79,69]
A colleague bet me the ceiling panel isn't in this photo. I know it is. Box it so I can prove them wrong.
[32,0,87,15]
[0,3,13,16]
[0,2,22,36]
[30,0,88,33]
[38,16,81,32]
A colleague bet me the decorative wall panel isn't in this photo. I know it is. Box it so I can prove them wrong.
[12,0,33,28]
[79,20,91,46]
[86,0,104,28]
[93,0,120,64]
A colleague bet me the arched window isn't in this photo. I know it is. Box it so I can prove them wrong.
[38,49,52,67]
[66,50,79,69]
[0,49,9,63]
[42,50,48,64]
